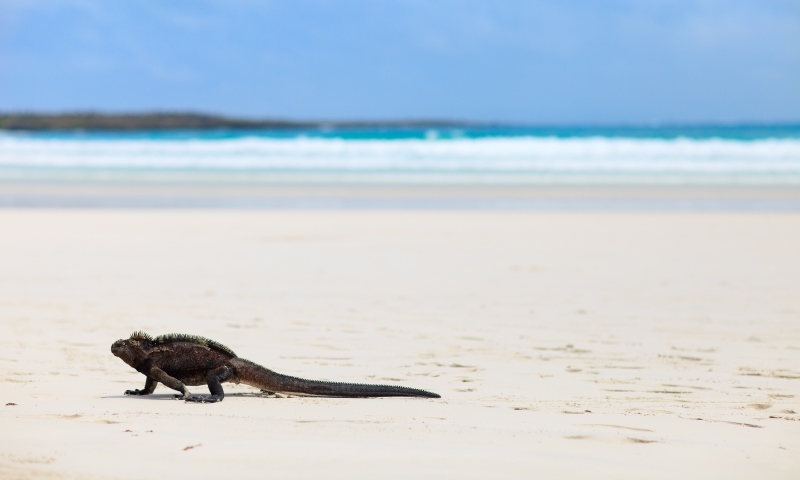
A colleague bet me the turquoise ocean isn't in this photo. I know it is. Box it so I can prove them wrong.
[2,125,799,209]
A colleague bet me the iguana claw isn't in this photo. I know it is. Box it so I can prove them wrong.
[185,395,222,403]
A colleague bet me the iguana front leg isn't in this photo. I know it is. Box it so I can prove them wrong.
[125,376,157,396]
[144,366,192,400]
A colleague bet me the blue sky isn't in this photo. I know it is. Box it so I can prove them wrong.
[1,0,798,123]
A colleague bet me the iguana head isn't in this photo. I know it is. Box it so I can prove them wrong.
[111,331,152,367]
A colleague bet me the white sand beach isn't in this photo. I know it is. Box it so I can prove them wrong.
[1,210,798,479]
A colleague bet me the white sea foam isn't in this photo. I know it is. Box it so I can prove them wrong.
[1,136,799,184]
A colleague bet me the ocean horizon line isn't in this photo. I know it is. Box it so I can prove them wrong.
[2,111,800,133]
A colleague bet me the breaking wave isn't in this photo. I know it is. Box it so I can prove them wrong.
[1,135,799,185]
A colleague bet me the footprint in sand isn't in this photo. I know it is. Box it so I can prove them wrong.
[564,434,657,444]
[579,423,653,432]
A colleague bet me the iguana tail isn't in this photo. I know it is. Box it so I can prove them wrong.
[232,358,441,398]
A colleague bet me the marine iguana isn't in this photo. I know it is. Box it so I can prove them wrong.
[111,332,440,403]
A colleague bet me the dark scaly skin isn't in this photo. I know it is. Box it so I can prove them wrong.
[111,332,440,403]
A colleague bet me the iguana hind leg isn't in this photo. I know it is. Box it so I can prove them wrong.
[185,366,232,403]
[125,376,157,396]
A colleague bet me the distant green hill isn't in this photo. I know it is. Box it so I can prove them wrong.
[0,112,465,131]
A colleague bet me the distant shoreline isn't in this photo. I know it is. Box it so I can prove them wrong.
[1,112,798,132]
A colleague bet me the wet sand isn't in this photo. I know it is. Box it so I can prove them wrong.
[2,182,800,210]
[0,210,798,479]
